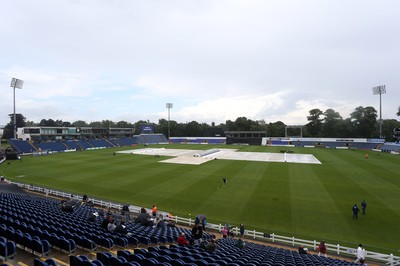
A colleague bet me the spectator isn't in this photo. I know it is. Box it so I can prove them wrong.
[224,223,233,237]
[298,245,308,254]
[107,219,117,232]
[318,241,327,257]
[235,237,244,249]
[354,243,366,264]
[135,211,153,226]
[195,214,207,231]
[115,221,129,235]
[87,212,98,223]
[205,239,217,252]
[191,223,203,245]
[221,227,228,238]
[101,215,112,229]
[157,215,165,228]
[239,224,245,238]
[152,217,160,228]
[177,233,188,246]
[152,205,157,217]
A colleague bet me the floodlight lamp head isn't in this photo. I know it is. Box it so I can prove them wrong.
[166,103,173,109]
[10,78,24,89]
[372,85,386,95]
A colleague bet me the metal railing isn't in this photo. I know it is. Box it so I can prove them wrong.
[11,182,400,265]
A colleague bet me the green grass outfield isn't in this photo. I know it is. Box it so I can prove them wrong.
[1,144,399,254]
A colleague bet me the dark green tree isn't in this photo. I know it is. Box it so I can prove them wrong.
[321,109,342,137]
[116,120,134,128]
[2,114,26,139]
[39,119,58,127]
[88,121,102,128]
[266,121,286,137]
[62,121,72,127]
[185,121,202,137]
[382,119,400,141]
[72,120,88,127]
[304,109,323,137]
[350,106,378,138]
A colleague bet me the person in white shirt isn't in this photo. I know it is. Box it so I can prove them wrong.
[355,243,366,264]
[107,219,117,232]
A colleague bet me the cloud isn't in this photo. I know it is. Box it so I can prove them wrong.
[0,0,399,126]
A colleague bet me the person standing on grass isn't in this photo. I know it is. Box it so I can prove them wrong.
[361,200,367,215]
[353,204,360,219]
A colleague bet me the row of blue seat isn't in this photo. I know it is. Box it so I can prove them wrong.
[33,258,58,266]
[0,237,16,261]
[0,191,362,266]
[0,193,214,248]
[0,227,50,257]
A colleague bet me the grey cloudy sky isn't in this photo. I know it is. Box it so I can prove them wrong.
[1,0,399,126]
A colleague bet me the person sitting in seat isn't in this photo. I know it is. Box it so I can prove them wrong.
[107,219,117,232]
[115,221,129,235]
[205,239,217,252]
[298,245,308,254]
[156,215,165,228]
[101,215,112,229]
[177,233,188,246]
[235,237,244,249]
[135,211,153,226]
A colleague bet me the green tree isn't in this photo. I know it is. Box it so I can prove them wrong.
[39,119,58,127]
[382,119,400,141]
[266,121,286,137]
[100,120,116,128]
[2,114,26,139]
[88,121,102,127]
[25,120,38,127]
[116,120,134,128]
[185,121,202,137]
[350,106,378,138]
[304,109,323,137]
[321,109,343,137]
[72,120,88,127]
[335,118,354,138]
[62,121,72,127]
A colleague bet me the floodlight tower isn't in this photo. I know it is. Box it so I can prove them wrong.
[372,85,386,139]
[10,78,24,139]
[166,103,173,141]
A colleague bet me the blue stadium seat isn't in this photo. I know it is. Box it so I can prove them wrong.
[96,252,113,265]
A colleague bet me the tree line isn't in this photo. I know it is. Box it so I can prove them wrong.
[2,105,400,141]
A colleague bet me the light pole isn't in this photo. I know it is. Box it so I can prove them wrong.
[10,78,24,139]
[166,103,173,141]
[372,85,386,139]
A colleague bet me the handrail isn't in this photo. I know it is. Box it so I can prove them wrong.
[10,181,400,265]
